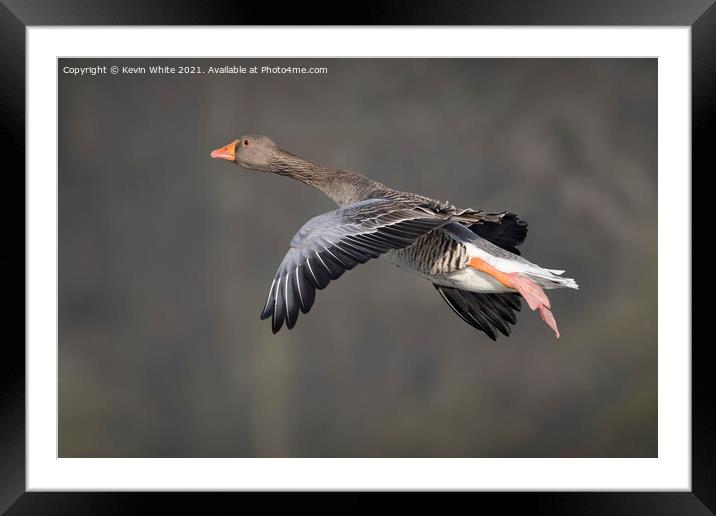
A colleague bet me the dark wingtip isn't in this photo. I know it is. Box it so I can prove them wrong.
[260,281,276,320]
[468,212,528,255]
[435,286,520,341]
[483,326,498,341]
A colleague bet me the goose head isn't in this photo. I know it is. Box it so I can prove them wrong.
[211,134,281,171]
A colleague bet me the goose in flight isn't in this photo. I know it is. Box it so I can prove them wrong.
[211,136,578,339]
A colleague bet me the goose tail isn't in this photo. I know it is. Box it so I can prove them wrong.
[527,270,579,290]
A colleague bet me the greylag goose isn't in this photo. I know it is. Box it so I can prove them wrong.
[211,136,578,339]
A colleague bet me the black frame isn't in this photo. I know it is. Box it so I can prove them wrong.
[4,0,710,512]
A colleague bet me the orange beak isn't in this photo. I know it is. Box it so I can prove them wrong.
[210,139,238,161]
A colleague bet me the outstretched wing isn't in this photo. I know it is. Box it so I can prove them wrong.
[261,198,452,333]
[434,285,523,340]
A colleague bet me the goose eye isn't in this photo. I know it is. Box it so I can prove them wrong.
[243,139,249,146]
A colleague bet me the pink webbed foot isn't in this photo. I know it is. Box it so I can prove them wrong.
[507,272,560,338]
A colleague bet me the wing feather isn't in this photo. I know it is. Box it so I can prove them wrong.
[434,285,522,340]
[262,198,452,333]
[468,212,528,255]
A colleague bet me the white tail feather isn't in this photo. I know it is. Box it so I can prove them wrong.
[528,272,579,290]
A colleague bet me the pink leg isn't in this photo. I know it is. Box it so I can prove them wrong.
[466,257,560,338]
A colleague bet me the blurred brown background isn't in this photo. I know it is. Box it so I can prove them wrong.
[59,58,657,457]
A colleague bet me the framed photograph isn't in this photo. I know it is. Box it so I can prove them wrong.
[5,0,709,512]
